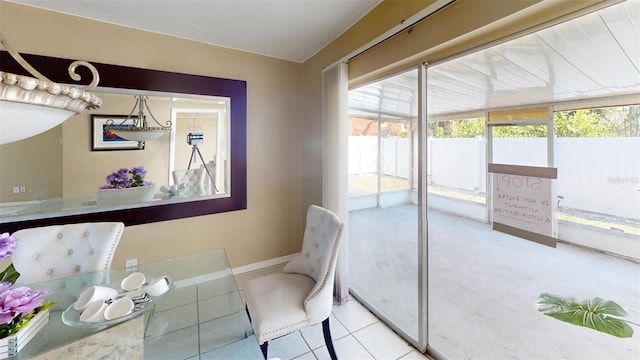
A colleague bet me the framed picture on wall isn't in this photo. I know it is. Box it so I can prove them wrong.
[91,115,144,151]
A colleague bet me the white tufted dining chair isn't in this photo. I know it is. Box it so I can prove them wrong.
[244,205,344,360]
[11,222,124,284]
[172,168,206,197]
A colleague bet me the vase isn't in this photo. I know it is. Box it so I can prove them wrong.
[95,185,155,206]
[0,309,49,358]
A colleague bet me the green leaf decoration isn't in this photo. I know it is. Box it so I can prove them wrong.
[537,293,633,338]
[0,263,20,285]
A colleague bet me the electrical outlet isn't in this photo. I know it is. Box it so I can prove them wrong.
[125,258,137,269]
[20,187,25,193]
[12,187,19,194]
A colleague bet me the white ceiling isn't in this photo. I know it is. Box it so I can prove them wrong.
[10,0,638,118]
[7,0,382,63]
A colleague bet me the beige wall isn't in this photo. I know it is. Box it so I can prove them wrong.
[0,126,62,202]
[1,1,305,268]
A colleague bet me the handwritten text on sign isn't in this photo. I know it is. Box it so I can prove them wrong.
[493,173,552,237]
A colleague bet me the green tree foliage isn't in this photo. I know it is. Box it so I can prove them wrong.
[554,109,616,137]
[427,118,484,138]
[493,124,547,138]
[451,118,484,138]
[427,106,638,138]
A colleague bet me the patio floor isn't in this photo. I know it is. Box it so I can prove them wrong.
[349,204,640,359]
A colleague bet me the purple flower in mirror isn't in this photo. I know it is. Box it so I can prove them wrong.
[129,166,149,187]
[99,166,153,189]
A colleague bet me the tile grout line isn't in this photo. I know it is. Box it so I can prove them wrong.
[297,329,317,359]
[334,305,381,360]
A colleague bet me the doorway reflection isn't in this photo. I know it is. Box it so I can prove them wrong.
[170,103,229,196]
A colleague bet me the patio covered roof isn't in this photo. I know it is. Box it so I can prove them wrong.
[349,1,640,120]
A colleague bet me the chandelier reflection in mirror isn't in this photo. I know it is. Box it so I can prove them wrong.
[0,33,102,145]
[105,95,172,149]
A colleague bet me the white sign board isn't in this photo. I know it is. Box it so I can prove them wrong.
[493,173,553,237]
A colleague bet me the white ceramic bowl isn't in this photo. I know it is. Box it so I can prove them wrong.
[74,286,118,311]
[145,276,170,297]
[79,300,108,322]
[121,272,146,291]
[104,297,134,320]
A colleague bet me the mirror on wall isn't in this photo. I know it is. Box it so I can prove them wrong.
[0,51,246,233]
[0,91,231,220]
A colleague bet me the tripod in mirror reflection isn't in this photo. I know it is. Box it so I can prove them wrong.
[187,132,218,193]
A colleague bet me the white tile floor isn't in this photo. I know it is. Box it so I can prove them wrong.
[234,265,428,360]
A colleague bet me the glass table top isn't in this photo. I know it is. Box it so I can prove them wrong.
[11,249,262,359]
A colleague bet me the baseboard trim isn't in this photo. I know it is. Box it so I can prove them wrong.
[231,253,299,275]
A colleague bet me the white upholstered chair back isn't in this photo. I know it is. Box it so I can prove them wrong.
[172,168,206,197]
[282,204,344,324]
[11,222,124,285]
[244,205,344,359]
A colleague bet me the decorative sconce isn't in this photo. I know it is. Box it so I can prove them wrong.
[0,33,102,145]
[106,94,172,149]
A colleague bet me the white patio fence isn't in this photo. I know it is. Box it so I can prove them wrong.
[349,136,640,220]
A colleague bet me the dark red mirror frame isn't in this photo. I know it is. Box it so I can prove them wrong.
[0,51,247,233]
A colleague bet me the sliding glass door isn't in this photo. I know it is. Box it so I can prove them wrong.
[348,68,425,348]
[347,3,639,358]
[424,2,639,358]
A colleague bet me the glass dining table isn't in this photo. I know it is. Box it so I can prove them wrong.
[11,249,263,359]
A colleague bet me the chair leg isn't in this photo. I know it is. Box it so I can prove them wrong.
[322,317,338,360]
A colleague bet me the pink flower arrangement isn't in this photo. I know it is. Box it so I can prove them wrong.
[0,233,54,339]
